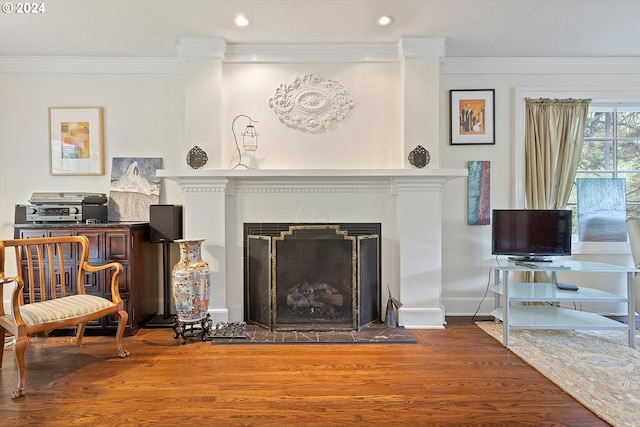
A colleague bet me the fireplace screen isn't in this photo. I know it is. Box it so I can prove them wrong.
[245,224,380,331]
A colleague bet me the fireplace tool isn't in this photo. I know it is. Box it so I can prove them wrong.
[385,284,403,328]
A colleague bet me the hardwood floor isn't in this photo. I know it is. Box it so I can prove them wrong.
[1,318,608,426]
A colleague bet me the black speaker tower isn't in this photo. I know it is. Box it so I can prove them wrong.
[150,204,183,243]
[147,205,183,327]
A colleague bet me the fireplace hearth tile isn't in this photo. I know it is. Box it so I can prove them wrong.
[209,322,416,345]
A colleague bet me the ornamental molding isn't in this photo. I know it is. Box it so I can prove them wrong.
[268,73,355,133]
[234,182,391,194]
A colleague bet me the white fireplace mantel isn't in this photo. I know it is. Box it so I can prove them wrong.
[157,168,467,329]
[157,168,466,179]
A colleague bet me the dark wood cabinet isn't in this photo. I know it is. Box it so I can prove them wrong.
[14,223,159,334]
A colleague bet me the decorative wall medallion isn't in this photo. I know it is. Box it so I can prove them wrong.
[408,145,430,168]
[268,73,355,133]
[186,146,208,169]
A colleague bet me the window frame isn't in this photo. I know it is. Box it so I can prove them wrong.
[569,104,640,221]
[514,87,640,255]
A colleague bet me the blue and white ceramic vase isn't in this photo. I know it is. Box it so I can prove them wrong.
[171,238,211,322]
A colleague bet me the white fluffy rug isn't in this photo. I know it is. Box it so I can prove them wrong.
[477,322,640,427]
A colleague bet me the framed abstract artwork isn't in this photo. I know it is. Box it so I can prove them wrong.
[49,106,104,175]
[450,89,495,145]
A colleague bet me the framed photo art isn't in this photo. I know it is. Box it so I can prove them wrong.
[49,106,104,175]
[450,89,495,145]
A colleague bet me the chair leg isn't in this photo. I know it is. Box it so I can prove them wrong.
[0,327,5,370]
[73,323,87,348]
[12,334,28,398]
[115,309,130,358]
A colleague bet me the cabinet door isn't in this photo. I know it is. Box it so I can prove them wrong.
[21,263,76,302]
[76,229,103,263]
[52,264,76,298]
[79,268,104,295]
[105,230,130,261]
[18,229,76,299]
[106,261,130,294]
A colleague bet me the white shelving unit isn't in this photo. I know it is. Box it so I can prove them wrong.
[486,260,638,347]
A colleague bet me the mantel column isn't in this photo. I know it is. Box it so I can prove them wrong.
[178,37,226,168]
[394,177,448,329]
[399,37,446,169]
[179,178,229,323]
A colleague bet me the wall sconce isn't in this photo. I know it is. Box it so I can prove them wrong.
[232,114,259,169]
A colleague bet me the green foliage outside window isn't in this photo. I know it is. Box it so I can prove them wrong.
[567,107,640,236]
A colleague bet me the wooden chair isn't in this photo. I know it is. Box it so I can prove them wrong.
[0,235,130,398]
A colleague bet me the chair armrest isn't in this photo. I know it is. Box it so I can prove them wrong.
[81,261,124,303]
[0,277,12,317]
[0,276,26,325]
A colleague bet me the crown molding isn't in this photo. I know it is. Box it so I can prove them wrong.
[177,37,226,59]
[398,37,447,58]
[0,56,182,74]
[224,43,399,63]
[2,52,638,75]
[225,37,446,63]
[441,57,640,74]
[0,42,409,73]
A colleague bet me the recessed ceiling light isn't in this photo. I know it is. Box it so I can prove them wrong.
[235,15,249,27]
[376,15,393,26]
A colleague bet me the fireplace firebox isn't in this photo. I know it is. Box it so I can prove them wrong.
[244,223,380,331]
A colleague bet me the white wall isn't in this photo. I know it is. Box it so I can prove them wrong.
[439,73,640,315]
[0,72,184,309]
[0,73,185,241]
[221,62,401,169]
[1,60,639,316]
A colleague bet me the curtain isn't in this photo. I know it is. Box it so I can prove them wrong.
[525,98,591,209]
[521,98,591,285]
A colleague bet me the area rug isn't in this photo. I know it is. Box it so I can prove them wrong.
[209,323,417,345]
[477,322,640,427]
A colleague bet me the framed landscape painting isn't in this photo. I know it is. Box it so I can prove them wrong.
[49,106,104,175]
[450,89,495,145]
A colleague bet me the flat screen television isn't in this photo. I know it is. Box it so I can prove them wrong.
[491,209,572,262]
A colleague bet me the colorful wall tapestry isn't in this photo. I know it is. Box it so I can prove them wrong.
[468,160,491,225]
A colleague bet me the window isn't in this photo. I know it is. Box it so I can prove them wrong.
[515,88,640,252]
[566,105,640,239]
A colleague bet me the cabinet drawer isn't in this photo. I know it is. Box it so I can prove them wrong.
[19,229,74,239]
[19,229,75,262]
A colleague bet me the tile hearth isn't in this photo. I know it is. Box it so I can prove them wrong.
[209,323,417,344]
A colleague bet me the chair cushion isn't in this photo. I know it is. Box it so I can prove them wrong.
[10,294,115,325]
